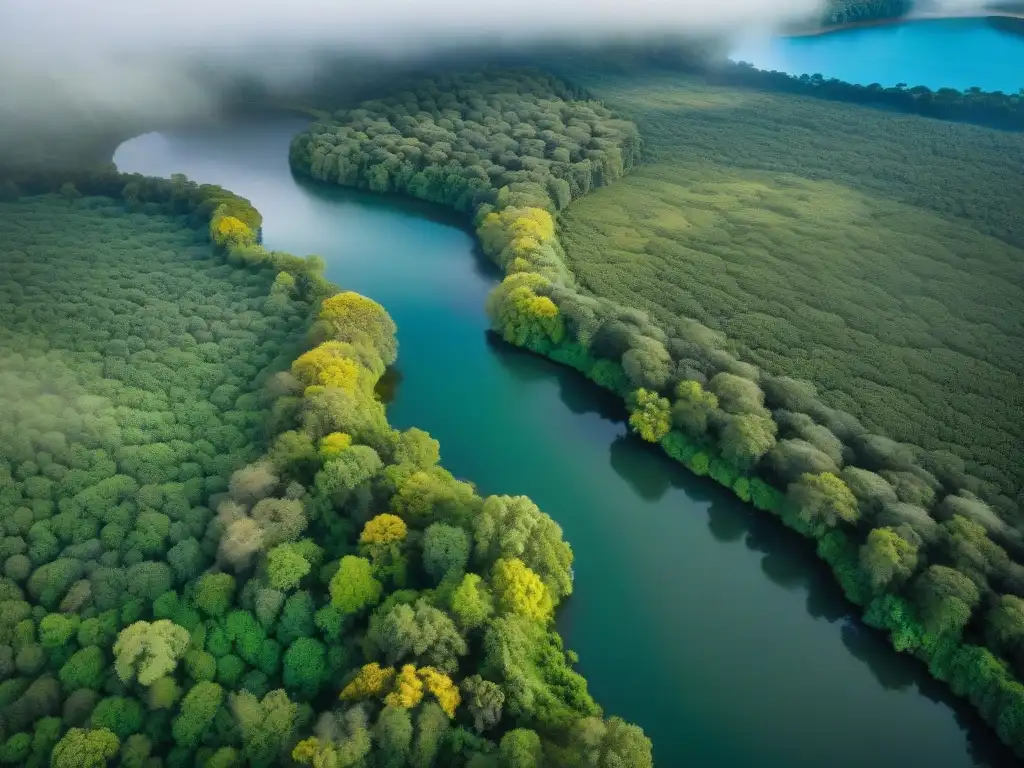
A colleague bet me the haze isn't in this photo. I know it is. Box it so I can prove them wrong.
[0,0,834,152]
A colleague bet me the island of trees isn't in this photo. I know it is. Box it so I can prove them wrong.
[292,66,1024,756]
[0,167,651,766]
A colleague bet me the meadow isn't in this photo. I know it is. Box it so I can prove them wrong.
[552,69,1024,506]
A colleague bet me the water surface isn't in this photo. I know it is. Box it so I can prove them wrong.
[732,18,1024,92]
[115,118,1012,767]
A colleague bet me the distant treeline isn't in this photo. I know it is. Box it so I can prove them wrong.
[291,68,1024,757]
[823,0,912,25]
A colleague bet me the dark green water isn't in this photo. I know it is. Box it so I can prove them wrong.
[115,118,1013,767]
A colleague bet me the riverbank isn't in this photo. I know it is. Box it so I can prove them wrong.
[787,9,1024,38]
[290,65,1024,760]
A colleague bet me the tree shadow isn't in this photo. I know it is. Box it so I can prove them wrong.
[375,367,404,406]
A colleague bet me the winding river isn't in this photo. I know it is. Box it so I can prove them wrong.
[115,53,1017,765]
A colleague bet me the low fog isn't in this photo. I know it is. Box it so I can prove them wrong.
[0,0,996,162]
[0,0,833,158]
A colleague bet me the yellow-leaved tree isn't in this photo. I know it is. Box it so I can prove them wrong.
[491,557,553,623]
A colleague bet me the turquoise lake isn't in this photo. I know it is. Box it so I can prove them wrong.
[113,21,1024,762]
[732,18,1024,92]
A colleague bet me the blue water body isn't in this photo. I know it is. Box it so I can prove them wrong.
[732,18,1024,92]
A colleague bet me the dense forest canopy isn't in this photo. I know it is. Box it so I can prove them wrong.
[0,174,652,766]
[292,69,642,217]
[291,64,1024,757]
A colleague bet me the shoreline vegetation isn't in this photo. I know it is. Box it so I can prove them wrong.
[0,168,652,765]
[787,10,1024,39]
[291,66,1024,758]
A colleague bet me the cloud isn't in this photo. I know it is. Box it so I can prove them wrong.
[0,0,827,159]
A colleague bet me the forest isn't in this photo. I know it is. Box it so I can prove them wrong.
[0,171,651,766]
[291,66,1024,756]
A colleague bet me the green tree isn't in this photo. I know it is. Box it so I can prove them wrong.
[422,524,470,583]
[366,599,467,674]
[266,544,311,591]
[859,527,918,591]
[450,573,494,631]
[90,696,144,740]
[113,620,190,686]
[172,681,223,748]
[461,674,505,733]
[330,556,382,614]
[229,689,297,768]
[499,728,544,768]
[569,716,653,768]
[787,472,859,536]
[283,637,328,698]
[59,647,106,691]
[195,572,236,618]
[50,728,119,768]
[626,389,671,443]
[720,413,777,470]
[913,565,980,636]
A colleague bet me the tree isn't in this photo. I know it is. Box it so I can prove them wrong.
[366,599,468,674]
[569,716,653,768]
[461,674,504,732]
[317,292,398,366]
[283,637,328,698]
[315,447,383,509]
[626,389,671,443]
[412,702,450,768]
[267,544,312,591]
[229,463,278,506]
[113,620,190,685]
[90,696,144,740]
[986,595,1024,657]
[59,646,106,690]
[229,689,297,768]
[473,495,573,602]
[787,472,859,536]
[422,524,470,583]
[450,573,494,631]
[499,728,544,768]
[720,413,777,470]
[913,565,980,636]
[419,666,460,717]
[341,663,396,702]
[319,432,353,461]
[220,517,265,571]
[39,613,78,648]
[195,572,236,617]
[251,498,307,548]
[859,527,918,591]
[361,514,408,546]
[708,373,765,415]
[671,380,718,438]
[50,728,119,768]
[384,664,424,709]
[374,705,413,768]
[172,681,223,748]
[492,558,553,623]
[329,556,382,614]
[147,675,181,710]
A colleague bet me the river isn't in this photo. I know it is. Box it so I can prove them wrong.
[732,18,1024,92]
[114,115,1013,766]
